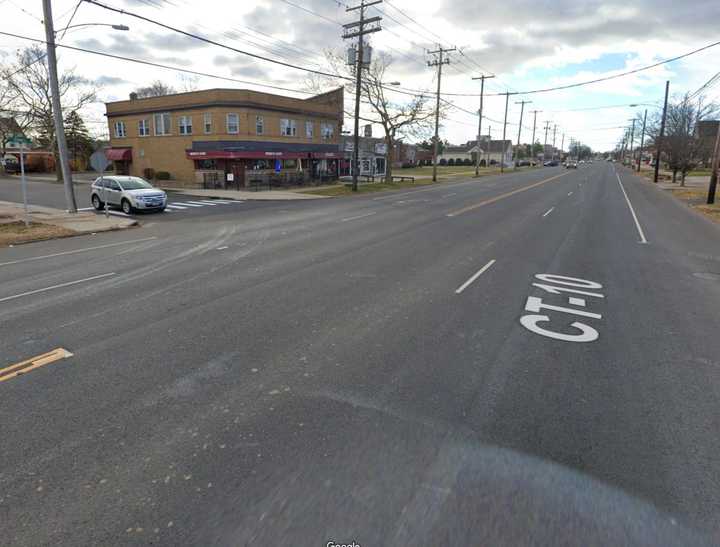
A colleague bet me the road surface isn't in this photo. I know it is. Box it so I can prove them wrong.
[1,164,719,546]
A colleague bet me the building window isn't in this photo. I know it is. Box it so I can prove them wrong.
[203,112,212,134]
[179,115,192,135]
[138,119,149,137]
[114,121,126,138]
[283,159,297,169]
[249,159,273,170]
[280,118,297,137]
[256,116,264,135]
[305,121,313,138]
[154,112,171,135]
[321,122,334,140]
[226,113,239,134]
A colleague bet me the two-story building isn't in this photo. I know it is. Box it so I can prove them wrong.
[104,87,344,188]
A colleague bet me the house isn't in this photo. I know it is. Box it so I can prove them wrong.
[469,137,513,166]
[339,136,387,176]
[104,87,344,188]
[438,144,474,164]
[391,141,417,168]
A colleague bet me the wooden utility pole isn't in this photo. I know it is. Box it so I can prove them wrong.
[428,45,455,182]
[500,92,513,173]
[529,110,541,163]
[472,74,494,176]
[654,80,670,183]
[637,109,647,172]
[514,99,531,167]
[543,121,551,163]
[343,0,382,192]
[707,122,720,204]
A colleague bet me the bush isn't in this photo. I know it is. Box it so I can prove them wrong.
[155,171,171,180]
[463,158,473,166]
[447,158,455,166]
[439,158,447,166]
[401,162,414,169]
[143,167,155,180]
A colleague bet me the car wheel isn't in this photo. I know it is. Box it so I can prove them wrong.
[159,207,166,213]
[121,199,133,215]
[91,194,104,210]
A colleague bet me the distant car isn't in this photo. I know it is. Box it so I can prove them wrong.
[566,162,578,169]
[543,160,559,167]
[1,157,20,174]
[91,176,167,214]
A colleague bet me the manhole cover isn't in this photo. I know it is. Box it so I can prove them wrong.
[693,272,720,281]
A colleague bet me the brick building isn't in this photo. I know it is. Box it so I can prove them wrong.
[104,87,344,188]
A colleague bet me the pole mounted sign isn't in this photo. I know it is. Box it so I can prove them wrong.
[8,134,33,226]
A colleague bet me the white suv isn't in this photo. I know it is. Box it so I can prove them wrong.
[91,176,167,214]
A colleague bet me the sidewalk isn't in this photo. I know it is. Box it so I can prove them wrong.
[3,173,100,184]
[0,200,137,245]
[161,186,328,200]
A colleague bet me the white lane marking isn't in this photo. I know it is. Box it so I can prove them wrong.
[173,202,204,207]
[372,185,450,201]
[186,200,217,206]
[615,172,648,244]
[0,272,116,303]
[442,193,457,198]
[567,191,573,196]
[198,200,225,205]
[217,246,229,250]
[542,207,554,217]
[341,211,377,222]
[455,259,496,294]
[568,297,586,307]
[0,237,158,267]
[165,204,188,210]
[208,200,237,204]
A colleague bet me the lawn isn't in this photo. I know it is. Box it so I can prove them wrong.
[666,187,720,224]
[0,221,76,246]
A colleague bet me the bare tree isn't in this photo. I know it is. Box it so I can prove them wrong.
[2,46,96,179]
[313,50,437,182]
[644,95,719,185]
[133,80,177,98]
[177,74,200,93]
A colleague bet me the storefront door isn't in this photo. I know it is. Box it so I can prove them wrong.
[229,161,245,189]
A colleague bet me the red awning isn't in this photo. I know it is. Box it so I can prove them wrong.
[105,148,132,161]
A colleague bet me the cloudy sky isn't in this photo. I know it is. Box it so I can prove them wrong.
[1,0,719,151]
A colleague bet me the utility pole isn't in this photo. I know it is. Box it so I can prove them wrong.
[42,0,77,213]
[472,74,494,176]
[543,121,551,163]
[707,121,720,204]
[500,91,513,173]
[428,45,455,182]
[343,0,382,192]
[654,80,670,183]
[514,99,531,168]
[637,109,647,172]
[628,118,636,168]
[560,133,565,160]
[551,124,557,161]
[486,125,491,168]
[530,109,541,163]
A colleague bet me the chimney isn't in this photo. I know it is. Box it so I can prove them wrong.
[129,92,138,100]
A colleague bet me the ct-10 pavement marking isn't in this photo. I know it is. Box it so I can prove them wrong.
[542,207,554,217]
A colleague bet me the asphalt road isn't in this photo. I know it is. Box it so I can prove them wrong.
[2,164,720,546]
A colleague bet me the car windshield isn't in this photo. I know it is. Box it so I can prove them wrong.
[117,177,153,190]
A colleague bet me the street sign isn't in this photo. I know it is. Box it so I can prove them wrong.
[7,134,32,148]
[90,150,110,173]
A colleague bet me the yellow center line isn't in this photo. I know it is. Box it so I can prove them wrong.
[446,172,572,217]
[0,348,73,383]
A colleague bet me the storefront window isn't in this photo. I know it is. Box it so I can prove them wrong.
[195,159,217,170]
[375,157,386,175]
[283,159,297,169]
[249,159,273,170]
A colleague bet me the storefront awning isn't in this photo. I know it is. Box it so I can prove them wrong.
[105,148,132,161]
[187,150,344,160]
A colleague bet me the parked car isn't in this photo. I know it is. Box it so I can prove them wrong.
[91,176,167,214]
[543,160,559,167]
[1,157,20,174]
[566,162,578,169]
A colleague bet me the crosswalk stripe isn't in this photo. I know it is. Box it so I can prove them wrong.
[165,204,188,209]
[186,200,217,206]
[172,202,204,207]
